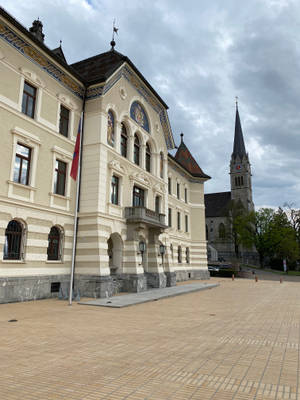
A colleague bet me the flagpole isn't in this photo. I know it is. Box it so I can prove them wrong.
[69,111,84,306]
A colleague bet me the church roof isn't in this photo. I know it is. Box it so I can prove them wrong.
[204,192,231,217]
[232,106,247,160]
[71,49,169,109]
[171,135,211,179]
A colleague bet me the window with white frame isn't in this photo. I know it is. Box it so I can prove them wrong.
[13,143,31,185]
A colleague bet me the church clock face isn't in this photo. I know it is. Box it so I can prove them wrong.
[235,164,242,171]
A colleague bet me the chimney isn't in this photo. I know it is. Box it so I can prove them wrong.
[29,19,45,43]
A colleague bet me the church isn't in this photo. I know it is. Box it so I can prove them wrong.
[0,7,211,303]
[204,103,256,263]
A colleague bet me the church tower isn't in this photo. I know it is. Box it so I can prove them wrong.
[230,102,254,212]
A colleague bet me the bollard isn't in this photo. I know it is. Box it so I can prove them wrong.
[255,275,258,282]
[280,277,283,284]
[232,274,235,281]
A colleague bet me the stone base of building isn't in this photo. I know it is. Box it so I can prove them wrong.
[165,272,176,287]
[0,275,70,304]
[74,274,115,298]
[117,273,147,293]
[146,272,167,289]
[176,268,210,282]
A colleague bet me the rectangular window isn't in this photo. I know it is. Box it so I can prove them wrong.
[185,215,189,232]
[184,188,188,203]
[13,143,31,185]
[59,105,70,137]
[177,183,180,199]
[22,81,36,118]
[155,196,160,213]
[168,208,172,227]
[133,186,145,207]
[177,211,181,230]
[168,178,171,195]
[111,175,119,205]
[54,159,67,196]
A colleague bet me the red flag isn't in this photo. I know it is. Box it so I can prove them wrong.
[70,118,81,180]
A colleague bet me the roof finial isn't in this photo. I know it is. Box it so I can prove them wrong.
[59,39,62,47]
[235,96,239,110]
[180,132,184,143]
[110,18,118,51]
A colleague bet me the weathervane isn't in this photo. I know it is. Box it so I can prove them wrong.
[110,19,119,50]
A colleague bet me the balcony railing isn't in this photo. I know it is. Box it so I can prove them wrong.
[125,207,167,229]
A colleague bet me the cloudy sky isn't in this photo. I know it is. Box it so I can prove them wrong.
[2,0,300,208]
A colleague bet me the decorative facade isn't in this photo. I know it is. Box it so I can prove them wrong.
[0,7,210,303]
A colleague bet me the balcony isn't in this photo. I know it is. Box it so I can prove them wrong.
[125,207,167,229]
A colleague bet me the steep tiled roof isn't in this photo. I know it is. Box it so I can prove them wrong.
[204,192,231,217]
[172,138,210,179]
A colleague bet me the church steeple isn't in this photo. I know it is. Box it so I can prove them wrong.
[230,102,254,212]
[232,103,247,161]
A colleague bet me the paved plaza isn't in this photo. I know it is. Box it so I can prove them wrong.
[1,274,300,399]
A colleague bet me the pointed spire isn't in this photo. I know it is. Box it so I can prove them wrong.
[232,100,247,160]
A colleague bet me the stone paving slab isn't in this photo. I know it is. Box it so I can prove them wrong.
[78,282,219,308]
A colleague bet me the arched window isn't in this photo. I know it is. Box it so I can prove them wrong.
[107,110,115,147]
[178,246,182,264]
[120,123,127,157]
[3,220,23,260]
[145,143,151,172]
[219,223,226,239]
[47,226,62,261]
[160,152,164,178]
[186,247,190,264]
[134,134,140,165]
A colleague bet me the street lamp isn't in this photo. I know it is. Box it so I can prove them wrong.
[139,241,146,265]
[159,244,165,266]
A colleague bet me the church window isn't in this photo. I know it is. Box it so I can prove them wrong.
[130,101,150,133]
[134,134,140,165]
[107,110,115,147]
[120,123,128,157]
[145,143,151,172]
[219,223,226,239]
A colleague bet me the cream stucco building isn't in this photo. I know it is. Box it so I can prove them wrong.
[0,7,210,302]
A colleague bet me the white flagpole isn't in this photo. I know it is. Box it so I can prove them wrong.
[69,113,83,306]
